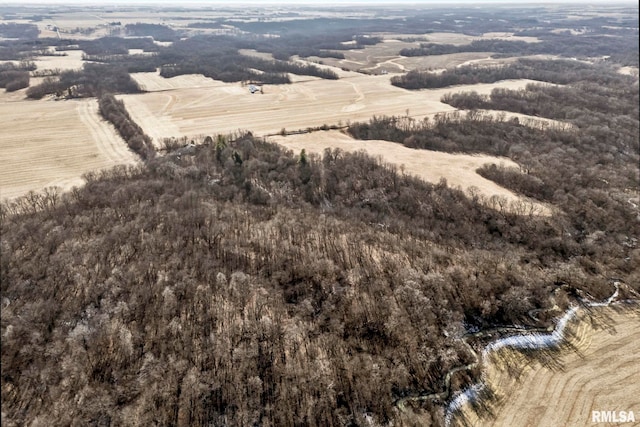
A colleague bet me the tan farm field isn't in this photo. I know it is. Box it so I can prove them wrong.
[0,99,138,200]
[31,49,88,73]
[123,70,561,209]
[2,49,89,76]
[454,307,640,427]
[123,69,547,142]
[311,32,540,74]
[270,130,550,215]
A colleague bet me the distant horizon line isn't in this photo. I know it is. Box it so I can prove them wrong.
[4,0,639,5]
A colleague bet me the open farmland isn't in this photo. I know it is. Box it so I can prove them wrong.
[1,3,638,427]
[31,49,87,73]
[123,70,549,142]
[453,307,640,427]
[314,50,555,75]
[123,70,565,208]
[309,31,541,74]
[0,99,138,199]
[271,130,550,215]
[130,71,225,92]
[0,77,45,103]
[1,52,87,74]
[400,32,541,46]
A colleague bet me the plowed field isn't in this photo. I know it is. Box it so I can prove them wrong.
[454,307,640,427]
[0,99,138,199]
[121,71,551,144]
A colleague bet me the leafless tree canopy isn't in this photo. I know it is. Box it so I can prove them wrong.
[1,3,638,426]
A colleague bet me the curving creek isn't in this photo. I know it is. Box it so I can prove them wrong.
[393,282,637,426]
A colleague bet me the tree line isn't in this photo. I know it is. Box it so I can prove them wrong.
[158,36,339,83]
[391,58,624,89]
[0,134,583,427]
[124,23,178,42]
[26,63,142,99]
[98,93,155,160]
[0,61,34,92]
[0,22,39,39]
[441,78,638,124]
[349,69,639,286]
[77,36,160,56]
[72,34,341,83]
[399,33,638,65]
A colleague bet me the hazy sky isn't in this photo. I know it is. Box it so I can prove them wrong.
[7,0,630,4]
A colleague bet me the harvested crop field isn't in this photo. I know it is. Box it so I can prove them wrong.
[0,99,138,200]
[377,32,540,46]
[271,130,550,215]
[120,72,546,144]
[0,77,45,103]
[32,49,87,73]
[316,51,503,74]
[318,31,537,73]
[130,71,227,91]
[477,110,574,131]
[454,307,640,427]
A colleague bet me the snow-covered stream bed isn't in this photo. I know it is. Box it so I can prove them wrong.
[444,283,625,426]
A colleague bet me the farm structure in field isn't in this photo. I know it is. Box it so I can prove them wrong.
[124,68,549,142]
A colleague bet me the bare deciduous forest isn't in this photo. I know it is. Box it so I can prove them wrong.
[1,3,638,426]
[390,58,623,89]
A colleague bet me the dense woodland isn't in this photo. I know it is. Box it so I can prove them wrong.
[5,129,636,426]
[0,22,39,39]
[26,63,141,99]
[158,36,339,84]
[3,68,639,426]
[399,34,639,65]
[78,37,160,56]
[124,23,178,42]
[1,4,639,427]
[20,33,342,96]
[391,58,626,89]
[349,64,639,292]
